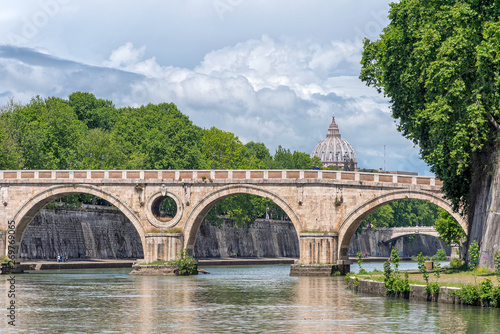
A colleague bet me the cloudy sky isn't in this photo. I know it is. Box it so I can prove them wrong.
[0,0,432,175]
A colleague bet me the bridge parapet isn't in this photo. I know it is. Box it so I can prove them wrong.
[0,170,443,188]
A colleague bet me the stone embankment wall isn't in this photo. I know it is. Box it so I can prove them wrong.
[19,209,300,260]
[348,228,451,257]
[20,206,144,260]
[192,219,299,258]
[19,207,448,260]
[468,150,500,268]
[347,277,461,304]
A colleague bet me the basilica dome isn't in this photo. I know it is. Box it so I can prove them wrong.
[311,115,358,170]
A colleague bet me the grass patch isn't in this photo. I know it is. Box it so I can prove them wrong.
[141,260,170,266]
[355,267,499,288]
[165,227,182,233]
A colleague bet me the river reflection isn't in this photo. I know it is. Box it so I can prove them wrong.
[1,265,499,333]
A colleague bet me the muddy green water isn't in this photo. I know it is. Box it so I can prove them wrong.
[1,265,499,333]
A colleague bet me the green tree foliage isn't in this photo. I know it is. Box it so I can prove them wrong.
[271,145,320,169]
[434,208,466,245]
[69,92,116,130]
[360,1,500,213]
[364,204,395,228]
[113,103,205,170]
[362,199,440,229]
[204,194,287,228]
[0,102,21,169]
[202,127,247,169]
[4,96,85,169]
[242,141,272,168]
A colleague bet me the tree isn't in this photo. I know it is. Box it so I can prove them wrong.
[360,1,500,213]
[272,145,294,169]
[202,127,246,169]
[6,96,84,169]
[365,204,394,228]
[0,100,22,169]
[434,208,466,246]
[242,141,272,169]
[112,103,204,169]
[69,92,116,130]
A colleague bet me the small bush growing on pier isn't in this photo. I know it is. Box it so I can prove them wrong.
[0,256,14,266]
[168,249,198,275]
[450,258,463,269]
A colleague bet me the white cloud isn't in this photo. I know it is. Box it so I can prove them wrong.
[0,32,430,175]
[105,42,147,68]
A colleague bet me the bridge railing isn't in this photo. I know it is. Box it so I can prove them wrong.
[374,226,438,233]
[0,170,442,186]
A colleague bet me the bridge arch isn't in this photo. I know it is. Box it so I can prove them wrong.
[382,228,440,244]
[338,189,466,260]
[11,184,145,257]
[184,184,302,251]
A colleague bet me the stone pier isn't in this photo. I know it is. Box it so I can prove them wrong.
[144,233,184,264]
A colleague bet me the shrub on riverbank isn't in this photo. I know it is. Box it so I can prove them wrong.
[383,247,411,298]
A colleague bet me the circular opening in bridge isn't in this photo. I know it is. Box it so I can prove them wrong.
[151,196,178,222]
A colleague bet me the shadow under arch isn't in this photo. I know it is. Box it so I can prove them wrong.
[12,184,145,258]
[337,189,467,260]
[184,184,302,252]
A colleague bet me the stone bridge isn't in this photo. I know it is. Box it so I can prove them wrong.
[0,170,467,273]
[376,226,440,243]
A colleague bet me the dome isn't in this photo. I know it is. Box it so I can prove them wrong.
[311,115,358,170]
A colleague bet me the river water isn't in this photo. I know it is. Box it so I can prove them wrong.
[2,264,500,333]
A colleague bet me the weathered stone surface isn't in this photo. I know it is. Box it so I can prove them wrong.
[468,151,500,268]
[20,207,144,260]
[129,264,180,275]
[289,264,350,276]
[0,169,466,271]
[348,278,460,304]
[193,219,299,258]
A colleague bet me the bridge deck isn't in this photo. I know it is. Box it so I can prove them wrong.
[0,170,442,186]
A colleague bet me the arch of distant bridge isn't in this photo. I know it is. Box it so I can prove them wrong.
[337,189,466,259]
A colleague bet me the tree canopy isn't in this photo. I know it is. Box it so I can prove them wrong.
[0,92,322,227]
[360,1,500,213]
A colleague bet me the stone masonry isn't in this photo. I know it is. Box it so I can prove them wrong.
[0,170,466,273]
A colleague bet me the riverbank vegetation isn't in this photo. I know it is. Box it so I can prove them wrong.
[349,245,500,308]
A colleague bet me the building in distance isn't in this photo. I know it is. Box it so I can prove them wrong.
[311,114,358,171]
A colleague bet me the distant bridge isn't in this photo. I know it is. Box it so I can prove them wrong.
[0,169,467,273]
[376,226,440,243]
